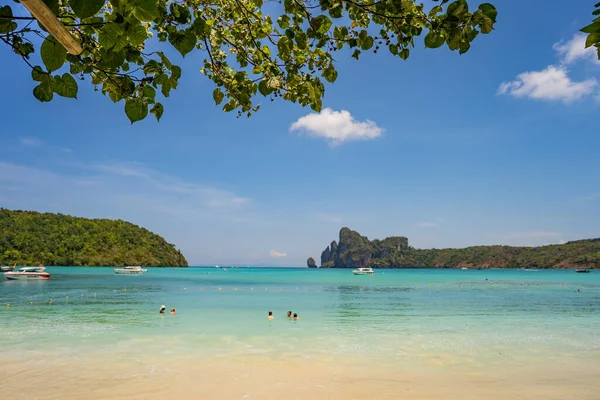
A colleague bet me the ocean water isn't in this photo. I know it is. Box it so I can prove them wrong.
[1,267,600,399]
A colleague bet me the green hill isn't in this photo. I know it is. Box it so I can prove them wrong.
[314,227,600,269]
[0,209,188,267]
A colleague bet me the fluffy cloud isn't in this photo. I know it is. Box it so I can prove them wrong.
[498,66,598,103]
[290,108,383,145]
[553,34,600,65]
[498,34,599,103]
[269,250,287,257]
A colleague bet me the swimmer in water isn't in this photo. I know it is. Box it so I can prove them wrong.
[287,311,292,319]
[293,313,299,320]
[170,308,176,314]
[159,305,166,314]
[268,311,273,320]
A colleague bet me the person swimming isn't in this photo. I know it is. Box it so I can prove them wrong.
[159,305,166,314]
[293,313,299,320]
[170,308,176,314]
[268,311,274,320]
[287,311,292,318]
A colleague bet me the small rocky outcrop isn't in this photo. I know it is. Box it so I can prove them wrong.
[307,257,317,268]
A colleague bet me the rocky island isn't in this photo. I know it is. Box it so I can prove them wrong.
[0,209,188,267]
[310,227,600,269]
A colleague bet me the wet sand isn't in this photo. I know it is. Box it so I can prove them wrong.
[2,352,599,400]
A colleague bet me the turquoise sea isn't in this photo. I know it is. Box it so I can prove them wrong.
[2,267,600,399]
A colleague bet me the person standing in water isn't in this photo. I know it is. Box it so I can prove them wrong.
[287,311,292,319]
[293,313,299,320]
[268,311,274,320]
[159,305,166,314]
[170,308,176,315]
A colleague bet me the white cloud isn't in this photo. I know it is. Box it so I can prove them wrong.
[290,108,383,145]
[498,65,597,103]
[269,250,287,257]
[553,34,599,65]
[20,137,43,147]
[416,221,438,228]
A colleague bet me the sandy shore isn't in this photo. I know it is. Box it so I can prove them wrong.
[2,352,599,400]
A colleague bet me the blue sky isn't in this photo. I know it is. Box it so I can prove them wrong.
[1,1,599,265]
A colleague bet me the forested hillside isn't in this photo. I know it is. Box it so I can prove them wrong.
[0,209,188,266]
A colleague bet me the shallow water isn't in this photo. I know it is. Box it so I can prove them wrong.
[1,267,599,399]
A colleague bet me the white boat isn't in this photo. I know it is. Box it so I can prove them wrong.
[4,265,50,280]
[1,265,15,272]
[352,267,374,275]
[114,266,148,275]
[461,267,469,270]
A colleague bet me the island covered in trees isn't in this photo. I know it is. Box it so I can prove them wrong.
[309,228,600,269]
[0,209,188,267]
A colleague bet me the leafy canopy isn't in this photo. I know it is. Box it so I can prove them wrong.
[1,0,498,123]
[581,2,600,58]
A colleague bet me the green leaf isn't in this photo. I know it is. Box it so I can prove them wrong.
[156,52,172,69]
[0,6,18,34]
[150,103,164,121]
[70,0,104,19]
[223,99,237,112]
[127,24,147,47]
[322,65,338,83]
[361,36,374,50]
[52,73,78,98]
[33,82,53,102]
[277,15,290,29]
[351,49,361,59]
[258,80,272,96]
[124,99,148,123]
[424,31,445,48]
[399,48,410,60]
[133,0,159,21]
[70,63,83,75]
[171,65,182,80]
[168,30,197,57]
[312,15,332,34]
[32,66,50,83]
[142,85,156,104]
[99,23,125,50]
[389,44,398,55]
[478,3,497,22]
[213,88,225,104]
[581,22,600,34]
[277,37,292,61]
[585,33,600,48]
[40,37,67,72]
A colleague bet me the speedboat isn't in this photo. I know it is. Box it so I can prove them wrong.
[1,265,15,272]
[114,266,148,275]
[575,269,590,273]
[352,267,374,275]
[4,265,50,280]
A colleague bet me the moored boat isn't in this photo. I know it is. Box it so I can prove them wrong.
[4,265,50,280]
[114,266,148,275]
[352,267,374,275]
[575,269,590,273]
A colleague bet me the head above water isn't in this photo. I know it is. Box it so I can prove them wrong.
[287,311,292,317]
[293,313,298,318]
[268,311,273,316]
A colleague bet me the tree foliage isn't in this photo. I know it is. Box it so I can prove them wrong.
[0,209,188,267]
[582,1,600,59]
[0,0,497,123]
[314,227,600,269]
